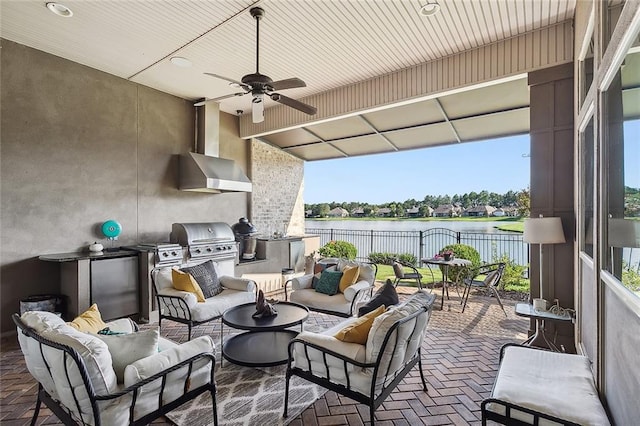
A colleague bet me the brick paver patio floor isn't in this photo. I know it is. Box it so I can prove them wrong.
[1,286,530,425]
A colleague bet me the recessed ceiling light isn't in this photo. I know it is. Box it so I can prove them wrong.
[170,57,192,68]
[419,2,441,17]
[46,2,73,17]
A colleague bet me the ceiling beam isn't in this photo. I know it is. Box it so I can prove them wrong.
[434,98,462,143]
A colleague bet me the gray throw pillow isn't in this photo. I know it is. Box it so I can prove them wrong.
[315,270,343,296]
[181,260,222,298]
[358,279,399,316]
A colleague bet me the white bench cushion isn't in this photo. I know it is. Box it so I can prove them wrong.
[488,346,610,426]
[189,289,256,322]
[289,289,352,316]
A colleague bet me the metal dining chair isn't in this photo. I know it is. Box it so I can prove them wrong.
[392,260,434,291]
[460,262,507,316]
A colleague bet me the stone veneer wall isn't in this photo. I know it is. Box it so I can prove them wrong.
[250,140,305,237]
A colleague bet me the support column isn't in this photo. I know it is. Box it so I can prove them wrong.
[528,62,576,352]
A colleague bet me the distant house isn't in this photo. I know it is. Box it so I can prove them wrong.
[466,205,497,217]
[425,206,435,217]
[328,207,349,217]
[433,204,460,217]
[377,207,392,217]
[502,206,519,216]
[406,206,420,217]
[305,209,313,217]
[352,207,365,217]
[492,208,506,217]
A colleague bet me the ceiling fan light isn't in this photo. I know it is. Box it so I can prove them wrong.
[252,94,264,123]
[46,2,73,17]
[419,2,440,17]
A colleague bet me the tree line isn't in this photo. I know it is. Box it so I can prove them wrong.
[306,189,530,218]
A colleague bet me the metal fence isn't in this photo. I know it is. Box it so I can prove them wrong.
[306,227,529,266]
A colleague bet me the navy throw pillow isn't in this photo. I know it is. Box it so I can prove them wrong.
[181,260,222,298]
[358,279,399,316]
[315,270,343,296]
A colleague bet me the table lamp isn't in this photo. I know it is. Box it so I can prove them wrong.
[523,216,565,311]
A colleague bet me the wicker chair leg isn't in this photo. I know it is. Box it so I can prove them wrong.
[211,390,219,426]
[283,371,291,418]
[491,287,508,317]
[187,323,192,341]
[418,356,428,392]
[370,405,375,426]
[30,386,42,426]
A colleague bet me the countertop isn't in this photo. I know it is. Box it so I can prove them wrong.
[39,249,139,262]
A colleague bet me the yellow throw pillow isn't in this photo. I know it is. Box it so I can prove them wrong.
[172,269,206,302]
[67,303,107,333]
[334,305,386,344]
[339,265,360,293]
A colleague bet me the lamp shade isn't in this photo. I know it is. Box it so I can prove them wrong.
[608,218,640,248]
[523,217,565,244]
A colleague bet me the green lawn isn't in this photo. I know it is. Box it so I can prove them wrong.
[495,222,524,232]
[375,263,530,295]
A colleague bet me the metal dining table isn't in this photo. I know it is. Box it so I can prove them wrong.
[421,257,472,310]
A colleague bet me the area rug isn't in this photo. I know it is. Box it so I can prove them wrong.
[166,362,327,426]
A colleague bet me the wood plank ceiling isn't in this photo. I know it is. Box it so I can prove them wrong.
[1,0,577,160]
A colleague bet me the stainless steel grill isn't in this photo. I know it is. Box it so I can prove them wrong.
[170,222,238,263]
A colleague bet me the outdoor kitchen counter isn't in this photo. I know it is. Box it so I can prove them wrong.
[39,249,137,262]
[39,249,139,321]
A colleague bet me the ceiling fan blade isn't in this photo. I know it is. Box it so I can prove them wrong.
[204,73,252,90]
[252,93,265,123]
[193,92,246,107]
[269,77,306,91]
[270,93,317,115]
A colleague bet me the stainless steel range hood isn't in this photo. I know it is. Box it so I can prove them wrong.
[179,103,252,193]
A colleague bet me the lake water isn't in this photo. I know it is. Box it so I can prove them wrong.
[305,219,510,233]
[305,219,528,265]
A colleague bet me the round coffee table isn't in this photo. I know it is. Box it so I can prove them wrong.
[221,301,309,367]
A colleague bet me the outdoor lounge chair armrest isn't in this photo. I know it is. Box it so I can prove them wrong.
[291,274,314,290]
[157,288,198,308]
[104,318,138,333]
[343,280,373,302]
[99,351,216,400]
[220,276,256,293]
[288,337,374,370]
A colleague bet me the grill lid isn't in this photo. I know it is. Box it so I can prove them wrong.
[170,222,235,246]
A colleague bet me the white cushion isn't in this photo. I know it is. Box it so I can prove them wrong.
[292,330,371,396]
[488,346,610,426]
[289,289,352,316]
[20,310,66,332]
[291,275,314,290]
[343,280,372,302]
[220,276,256,292]
[123,336,215,420]
[189,289,256,322]
[95,329,159,383]
[337,260,375,284]
[104,318,137,334]
[154,266,175,291]
[158,287,198,309]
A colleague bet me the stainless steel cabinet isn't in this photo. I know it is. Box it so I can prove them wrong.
[90,256,139,321]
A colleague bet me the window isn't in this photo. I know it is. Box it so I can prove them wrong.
[604,45,640,294]
[580,114,595,258]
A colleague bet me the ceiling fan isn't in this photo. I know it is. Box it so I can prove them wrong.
[196,7,317,123]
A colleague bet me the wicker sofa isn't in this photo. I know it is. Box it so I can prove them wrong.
[284,290,436,425]
[152,261,256,340]
[14,310,217,426]
[285,259,377,317]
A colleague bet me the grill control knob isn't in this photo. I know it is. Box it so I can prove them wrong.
[206,247,212,252]
[216,246,222,250]
[194,249,201,254]
[171,251,178,256]
[162,252,169,257]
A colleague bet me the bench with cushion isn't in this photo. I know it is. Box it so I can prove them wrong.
[15,309,217,426]
[152,260,256,340]
[284,290,436,425]
[285,259,377,317]
[482,344,610,425]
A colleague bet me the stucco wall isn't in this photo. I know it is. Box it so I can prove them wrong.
[0,40,251,333]
[250,140,305,237]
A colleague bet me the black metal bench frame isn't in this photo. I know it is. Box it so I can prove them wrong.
[13,313,218,426]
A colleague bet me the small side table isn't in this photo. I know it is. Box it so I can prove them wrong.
[421,257,472,310]
[515,303,573,352]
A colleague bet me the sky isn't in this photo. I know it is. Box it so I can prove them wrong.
[303,134,531,204]
[303,120,640,205]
